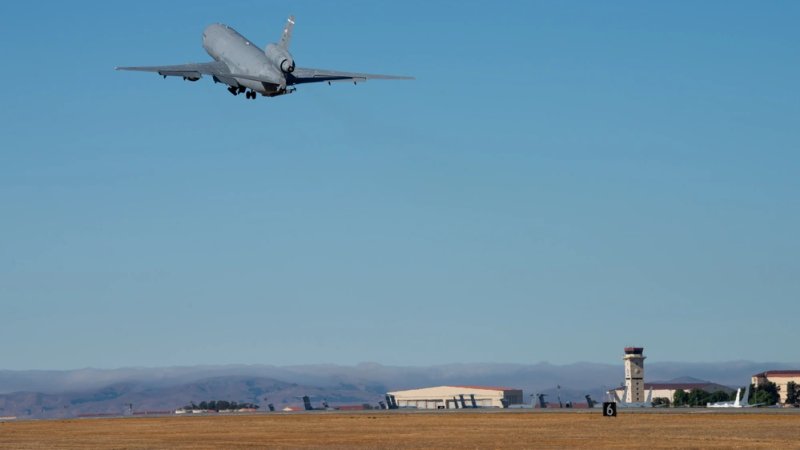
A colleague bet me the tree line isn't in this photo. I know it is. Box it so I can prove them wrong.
[671,389,733,407]
[669,382,783,407]
[786,381,800,406]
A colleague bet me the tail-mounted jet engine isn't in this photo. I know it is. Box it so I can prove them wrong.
[265,43,295,73]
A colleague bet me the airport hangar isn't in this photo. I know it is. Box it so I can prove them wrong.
[387,386,524,409]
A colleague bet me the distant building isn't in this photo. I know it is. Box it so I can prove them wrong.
[752,370,800,404]
[387,386,523,409]
[610,382,734,403]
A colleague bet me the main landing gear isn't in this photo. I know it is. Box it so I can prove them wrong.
[227,86,251,97]
[226,85,260,100]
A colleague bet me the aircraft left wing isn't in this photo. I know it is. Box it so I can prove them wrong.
[289,67,414,85]
[115,61,232,81]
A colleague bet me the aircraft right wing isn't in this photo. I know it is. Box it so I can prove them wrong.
[289,67,414,85]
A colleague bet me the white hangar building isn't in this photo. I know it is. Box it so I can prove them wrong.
[387,386,523,409]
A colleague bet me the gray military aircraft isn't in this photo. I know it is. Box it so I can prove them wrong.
[116,16,413,99]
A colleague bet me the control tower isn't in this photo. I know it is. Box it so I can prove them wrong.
[623,347,646,403]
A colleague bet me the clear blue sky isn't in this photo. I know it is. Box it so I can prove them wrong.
[1,1,798,370]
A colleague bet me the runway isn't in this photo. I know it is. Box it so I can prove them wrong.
[2,409,799,449]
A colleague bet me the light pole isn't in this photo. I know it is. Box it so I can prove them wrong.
[557,385,563,408]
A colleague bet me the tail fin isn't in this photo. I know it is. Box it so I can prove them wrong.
[280,15,295,49]
[740,385,750,406]
[733,388,742,406]
[645,388,653,403]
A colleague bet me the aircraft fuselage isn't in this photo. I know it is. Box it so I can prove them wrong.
[202,23,289,95]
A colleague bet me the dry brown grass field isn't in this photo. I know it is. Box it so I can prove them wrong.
[2,410,799,449]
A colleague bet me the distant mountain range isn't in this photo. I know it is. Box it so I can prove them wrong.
[1,361,795,418]
[0,376,383,419]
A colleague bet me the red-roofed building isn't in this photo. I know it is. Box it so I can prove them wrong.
[452,385,520,392]
[752,370,800,404]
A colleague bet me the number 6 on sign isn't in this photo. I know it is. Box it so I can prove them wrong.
[602,402,617,417]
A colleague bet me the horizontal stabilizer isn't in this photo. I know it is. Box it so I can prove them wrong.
[290,67,414,85]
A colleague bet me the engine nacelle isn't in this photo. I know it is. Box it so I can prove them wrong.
[281,59,295,73]
[265,43,295,73]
